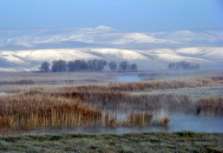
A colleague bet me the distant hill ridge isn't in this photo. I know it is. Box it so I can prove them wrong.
[0,47,222,71]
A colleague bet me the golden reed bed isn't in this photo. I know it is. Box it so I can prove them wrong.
[0,76,223,131]
[0,94,101,130]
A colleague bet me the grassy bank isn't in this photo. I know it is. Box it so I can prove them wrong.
[0,133,223,153]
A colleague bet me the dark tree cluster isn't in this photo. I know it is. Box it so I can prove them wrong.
[52,60,67,72]
[118,61,138,72]
[39,60,138,72]
[39,61,50,72]
[168,61,200,70]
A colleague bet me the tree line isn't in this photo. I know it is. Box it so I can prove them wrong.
[168,61,200,70]
[39,59,138,72]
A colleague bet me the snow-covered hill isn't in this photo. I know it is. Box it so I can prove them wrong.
[0,26,223,71]
[0,47,222,71]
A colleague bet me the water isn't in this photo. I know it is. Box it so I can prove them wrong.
[73,113,223,133]
[9,113,223,136]
[170,113,223,133]
[116,75,142,83]
[92,113,223,133]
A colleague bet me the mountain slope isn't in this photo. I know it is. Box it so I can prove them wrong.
[0,47,222,71]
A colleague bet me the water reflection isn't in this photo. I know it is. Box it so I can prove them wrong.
[101,111,153,127]
[1,108,223,134]
[170,113,223,133]
[116,75,142,83]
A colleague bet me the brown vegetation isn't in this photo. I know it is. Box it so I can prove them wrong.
[196,97,223,116]
[99,112,153,128]
[211,76,223,82]
[50,88,193,113]
[0,92,172,131]
[127,112,153,127]
[0,94,101,130]
[1,76,223,131]
[151,116,170,127]
[66,77,222,92]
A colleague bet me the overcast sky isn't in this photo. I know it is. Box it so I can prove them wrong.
[0,0,223,31]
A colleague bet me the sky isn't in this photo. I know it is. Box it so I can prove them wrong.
[0,0,223,31]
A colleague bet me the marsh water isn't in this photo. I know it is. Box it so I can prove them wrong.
[1,73,223,135]
[13,112,223,136]
[116,74,142,83]
[85,113,223,133]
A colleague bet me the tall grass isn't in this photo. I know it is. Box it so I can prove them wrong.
[51,89,193,113]
[66,77,222,92]
[196,97,223,116]
[0,92,171,131]
[100,112,153,128]
[1,76,222,131]
[127,112,153,127]
[0,94,101,130]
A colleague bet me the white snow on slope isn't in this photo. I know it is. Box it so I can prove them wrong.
[89,48,146,60]
[1,49,99,62]
[0,47,223,71]
[176,48,206,56]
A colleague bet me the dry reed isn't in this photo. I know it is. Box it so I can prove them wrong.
[0,94,101,130]
[196,97,223,116]
[69,77,222,92]
[2,76,222,131]
[51,89,193,113]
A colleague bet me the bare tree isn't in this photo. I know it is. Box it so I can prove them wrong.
[109,61,117,71]
[88,59,107,71]
[39,61,50,72]
[130,63,138,72]
[51,60,67,72]
[119,61,128,71]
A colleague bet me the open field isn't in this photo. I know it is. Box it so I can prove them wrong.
[0,133,223,153]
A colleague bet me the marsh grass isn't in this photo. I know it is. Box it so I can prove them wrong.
[196,97,223,116]
[0,91,173,130]
[100,112,153,128]
[71,77,223,92]
[0,92,170,131]
[127,112,153,127]
[1,77,223,131]
[52,89,193,113]
[0,94,102,130]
